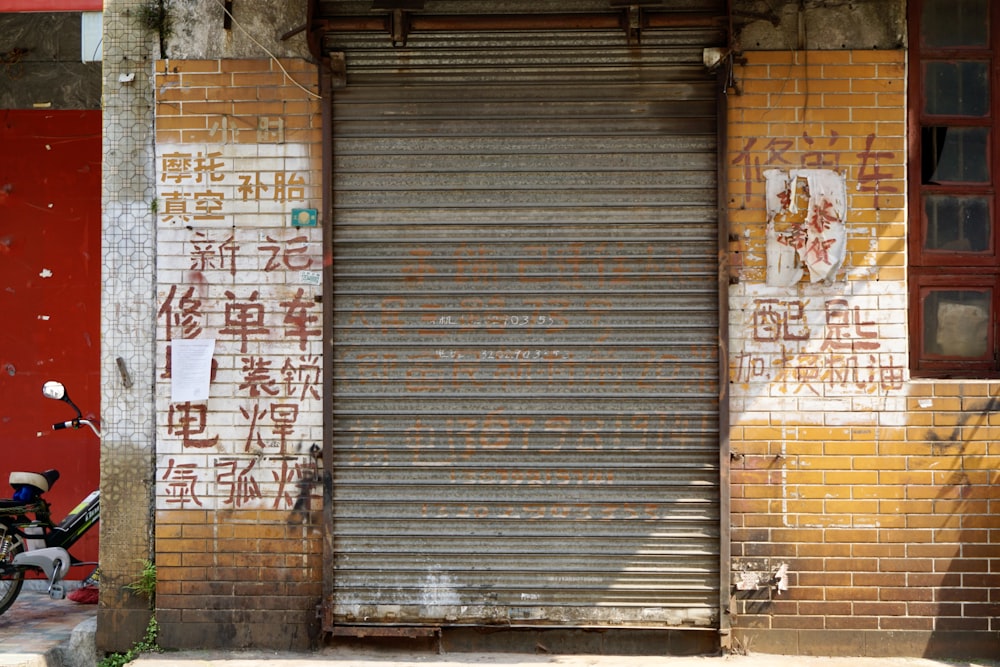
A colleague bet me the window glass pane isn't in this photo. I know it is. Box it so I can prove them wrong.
[921,127,990,183]
[922,0,988,47]
[924,61,989,116]
[923,195,992,252]
[923,289,991,358]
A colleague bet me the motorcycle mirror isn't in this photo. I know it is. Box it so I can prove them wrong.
[43,380,83,419]
[42,381,67,401]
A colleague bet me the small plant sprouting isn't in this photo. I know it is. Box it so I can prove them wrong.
[98,561,159,667]
[136,0,174,43]
[125,559,156,606]
[97,616,160,667]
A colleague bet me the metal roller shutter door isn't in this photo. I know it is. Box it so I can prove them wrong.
[330,23,723,629]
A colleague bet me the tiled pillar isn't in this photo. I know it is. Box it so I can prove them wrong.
[99,0,157,652]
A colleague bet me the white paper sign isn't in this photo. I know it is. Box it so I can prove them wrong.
[170,338,215,403]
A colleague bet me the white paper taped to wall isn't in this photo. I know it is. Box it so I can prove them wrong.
[170,338,215,403]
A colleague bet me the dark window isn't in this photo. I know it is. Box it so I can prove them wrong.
[909,0,1000,376]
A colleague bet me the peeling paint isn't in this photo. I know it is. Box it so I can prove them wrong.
[764,168,847,286]
[419,568,462,607]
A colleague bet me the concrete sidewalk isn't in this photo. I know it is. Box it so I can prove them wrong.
[130,650,1000,667]
[4,591,999,667]
[0,586,97,667]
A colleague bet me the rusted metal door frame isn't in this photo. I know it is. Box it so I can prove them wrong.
[716,57,733,652]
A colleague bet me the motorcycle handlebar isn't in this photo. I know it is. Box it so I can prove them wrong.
[52,418,100,437]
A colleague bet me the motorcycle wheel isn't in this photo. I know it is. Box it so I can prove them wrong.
[0,539,25,615]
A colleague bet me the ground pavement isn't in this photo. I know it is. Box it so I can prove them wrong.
[2,592,999,667]
[0,586,96,667]
[131,651,1000,667]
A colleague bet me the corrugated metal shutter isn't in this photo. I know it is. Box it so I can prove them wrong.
[330,20,723,629]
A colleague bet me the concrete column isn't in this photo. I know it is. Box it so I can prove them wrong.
[99,0,157,652]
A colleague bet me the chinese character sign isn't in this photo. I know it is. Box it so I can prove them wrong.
[155,140,323,512]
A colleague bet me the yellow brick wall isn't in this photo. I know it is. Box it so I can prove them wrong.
[728,50,1000,652]
[153,58,325,650]
[155,509,323,647]
[728,50,905,284]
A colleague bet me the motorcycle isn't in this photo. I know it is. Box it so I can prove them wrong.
[0,381,100,614]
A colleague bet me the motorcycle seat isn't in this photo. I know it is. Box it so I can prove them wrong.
[9,470,60,498]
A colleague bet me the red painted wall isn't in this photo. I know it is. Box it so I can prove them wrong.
[0,110,101,572]
[0,1,101,10]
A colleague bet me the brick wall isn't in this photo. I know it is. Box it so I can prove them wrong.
[727,51,1000,658]
[152,58,325,650]
[146,48,1000,656]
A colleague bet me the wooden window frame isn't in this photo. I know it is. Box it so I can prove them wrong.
[908,0,1000,377]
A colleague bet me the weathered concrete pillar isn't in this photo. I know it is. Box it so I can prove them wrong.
[99,0,157,652]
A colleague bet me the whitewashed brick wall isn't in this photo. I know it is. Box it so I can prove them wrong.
[154,140,323,511]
